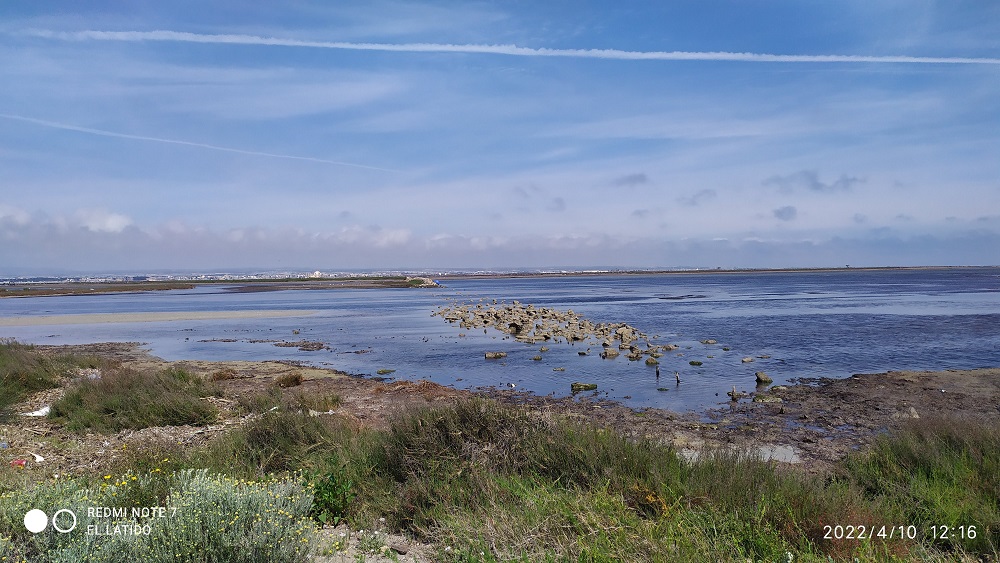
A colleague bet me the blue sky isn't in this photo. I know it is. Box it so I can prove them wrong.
[1,1,998,273]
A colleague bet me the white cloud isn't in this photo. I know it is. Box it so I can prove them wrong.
[0,204,30,226]
[0,114,398,172]
[25,29,1000,65]
[74,208,133,233]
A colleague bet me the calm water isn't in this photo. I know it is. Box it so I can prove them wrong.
[2,268,998,411]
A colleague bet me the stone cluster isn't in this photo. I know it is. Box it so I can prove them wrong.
[433,300,676,361]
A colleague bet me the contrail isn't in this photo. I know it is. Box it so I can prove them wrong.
[0,113,397,172]
[24,28,1000,65]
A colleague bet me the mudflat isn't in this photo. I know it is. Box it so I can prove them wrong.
[0,310,319,326]
[7,342,997,476]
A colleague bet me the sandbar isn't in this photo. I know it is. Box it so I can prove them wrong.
[0,309,318,326]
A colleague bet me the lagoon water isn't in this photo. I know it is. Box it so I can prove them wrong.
[1,268,999,411]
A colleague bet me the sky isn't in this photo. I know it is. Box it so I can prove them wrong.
[1,1,998,274]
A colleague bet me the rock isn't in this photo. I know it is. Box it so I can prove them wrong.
[727,386,747,401]
[532,355,543,361]
[755,371,772,385]
[753,395,783,404]
[571,382,598,393]
[771,385,788,391]
[688,360,703,366]
[741,357,754,363]
[656,387,670,392]
[376,369,396,375]
[485,352,507,360]
[758,355,771,359]
[600,348,620,359]
[701,339,717,345]
[722,347,730,351]
[662,344,679,351]
[645,357,659,366]
[552,367,566,371]
[539,346,549,352]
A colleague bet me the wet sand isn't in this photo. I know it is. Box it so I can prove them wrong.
[0,310,319,326]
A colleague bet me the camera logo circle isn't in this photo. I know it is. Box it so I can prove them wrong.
[24,509,47,533]
[53,509,78,533]
[23,508,77,534]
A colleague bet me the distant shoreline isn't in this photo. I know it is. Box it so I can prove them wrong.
[1,265,994,298]
[433,264,994,280]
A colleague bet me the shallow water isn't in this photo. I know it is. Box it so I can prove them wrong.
[1,268,998,411]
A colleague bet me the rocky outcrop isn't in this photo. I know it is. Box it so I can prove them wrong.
[434,300,667,353]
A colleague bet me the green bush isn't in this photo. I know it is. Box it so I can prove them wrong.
[308,461,355,526]
[200,410,346,476]
[49,366,218,432]
[0,469,317,563]
[0,339,101,421]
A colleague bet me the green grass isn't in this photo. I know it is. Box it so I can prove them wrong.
[1,342,994,561]
[842,416,1000,555]
[0,339,103,421]
[49,365,219,432]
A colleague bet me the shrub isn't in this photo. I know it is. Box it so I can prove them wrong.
[275,372,304,388]
[210,367,238,381]
[0,339,103,421]
[201,411,347,476]
[49,366,218,432]
[308,460,355,526]
[0,469,317,562]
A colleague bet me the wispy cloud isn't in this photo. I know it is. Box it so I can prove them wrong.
[0,114,398,172]
[23,29,1000,65]
[764,170,863,193]
[773,206,798,221]
[613,173,648,187]
[678,189,717,206]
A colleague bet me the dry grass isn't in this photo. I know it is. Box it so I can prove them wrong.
[275,371,304,388]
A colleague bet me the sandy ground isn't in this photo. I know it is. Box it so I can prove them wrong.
[2,342,997,560]
[0,310,319,326]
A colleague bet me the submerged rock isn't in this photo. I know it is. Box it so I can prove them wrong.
[753,395,783,403]
[485,351,507,360]
[755,371,773,385]
[571,382,598,393]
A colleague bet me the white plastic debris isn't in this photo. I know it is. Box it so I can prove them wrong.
[78,368,101,380]
[22,406,51,417]
[27,451,44,463]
